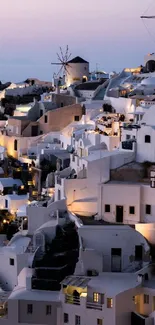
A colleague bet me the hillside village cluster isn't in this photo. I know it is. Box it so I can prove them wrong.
[0,53,155,325]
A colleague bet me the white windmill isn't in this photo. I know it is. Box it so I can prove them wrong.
[51,46,72,87]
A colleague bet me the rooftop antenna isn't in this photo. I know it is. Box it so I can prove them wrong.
[51,46,72,78]
[141,0,155,19]
[96,63,99,72]
[140,1,155,43]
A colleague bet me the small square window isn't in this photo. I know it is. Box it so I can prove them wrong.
[75,315,80,325]
[144,294,149,304]
[27,304,33,314]
[126,134,130,140]
[105,204,110,213]
[10,258,14,266]
[97,319,102,325]
[46,305,51,315]
[93,292,99,303]
[74,116,80,122]
[146,204,151,215]
[145,135,151,143]
[44,115,48,123]
[64,313,69,323]
[129,206,135,215]
[107,298,113,308]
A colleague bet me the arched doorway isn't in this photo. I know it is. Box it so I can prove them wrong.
[146,60,155,72]
[82,76,87,83]
[33,232,45,252]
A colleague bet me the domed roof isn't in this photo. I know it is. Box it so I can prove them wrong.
[141,77,155,86]
[141,105,155,126]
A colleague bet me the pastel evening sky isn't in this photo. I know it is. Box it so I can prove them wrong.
[0,0,155,81]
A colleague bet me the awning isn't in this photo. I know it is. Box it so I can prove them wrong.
[61,276,91,288]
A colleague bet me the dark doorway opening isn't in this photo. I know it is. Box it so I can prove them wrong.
[116,206,123,223]
[31,125,38,137]
[135,245,143,261]
[146,60,155,73]
[14,139,18,151]
[111,248,122,272]
[82,77,87,83]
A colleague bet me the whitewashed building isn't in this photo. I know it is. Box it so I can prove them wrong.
[0,194,28,214]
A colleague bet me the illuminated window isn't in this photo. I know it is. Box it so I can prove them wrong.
[134,296,139,305]
[93,293,99,303]
[107,298,113,308]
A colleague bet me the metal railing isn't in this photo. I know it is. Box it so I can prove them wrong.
[65,294,102,310]
[65,294,80,305]
[86,301,102,310]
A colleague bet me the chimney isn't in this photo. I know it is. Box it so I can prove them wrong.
[56,85,60,95]
[137,274,144,284]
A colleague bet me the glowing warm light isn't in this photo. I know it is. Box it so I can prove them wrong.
[80,293,87,297]
[24,218,27,221]
[124,67,141,73]
[21,185,24,190]
[3,219,7,224]
[29,167,32,172]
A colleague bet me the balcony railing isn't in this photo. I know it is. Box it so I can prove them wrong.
[65,294,80,305]
[65,294,102,310]
[86,301,102,310]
